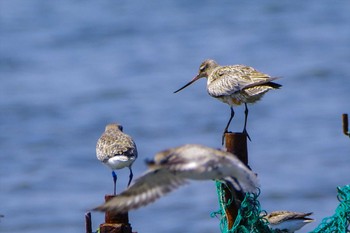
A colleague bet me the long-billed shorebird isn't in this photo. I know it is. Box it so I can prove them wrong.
[96,123,138,195]
[93,144,259,213]
[174,59,281,144]
[263,211,314,232]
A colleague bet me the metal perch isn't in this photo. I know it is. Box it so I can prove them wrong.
[342,114,349,137]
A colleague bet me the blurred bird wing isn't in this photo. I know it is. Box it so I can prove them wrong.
[160,146,259,193]
[191,148,259,192]
[217,154,259,193]
[93,169,187,213]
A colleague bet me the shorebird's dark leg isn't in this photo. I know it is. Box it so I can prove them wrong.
[222,107,235,145]
[243,103,251,141]
[112,171,117,195]
[127,166,133,187]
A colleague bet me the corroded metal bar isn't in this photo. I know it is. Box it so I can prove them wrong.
[223,132,248,230]
[342,114,349,136]
[99,195,133,233]
[85,212,92,233]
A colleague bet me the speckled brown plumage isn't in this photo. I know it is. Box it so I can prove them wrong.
[174,59,281,144]
[96,123,137,194]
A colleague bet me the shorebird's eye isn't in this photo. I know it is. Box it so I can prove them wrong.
[199,65,207,72]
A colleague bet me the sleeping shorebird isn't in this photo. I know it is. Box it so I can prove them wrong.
[263,211,314,232]
[174,59,281,144]
[93,144,259,213]
[96,123,138,195]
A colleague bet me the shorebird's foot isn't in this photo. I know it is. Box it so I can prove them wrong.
[221,130,229,146]
[243,128,251,141]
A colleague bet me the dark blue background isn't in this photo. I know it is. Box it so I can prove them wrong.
[1,1,349,232]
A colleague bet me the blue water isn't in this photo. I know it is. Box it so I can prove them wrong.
[1,1,350,232]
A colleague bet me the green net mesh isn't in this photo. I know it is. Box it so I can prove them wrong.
[212,183,350,233]
[310,185,350,233]
[211,181,276,233]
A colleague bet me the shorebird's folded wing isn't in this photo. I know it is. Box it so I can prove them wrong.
[93,169,187,213]
[207,74,242,97]
[208,67,276,97]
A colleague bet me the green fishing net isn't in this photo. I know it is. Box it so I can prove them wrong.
[212,182,350,233]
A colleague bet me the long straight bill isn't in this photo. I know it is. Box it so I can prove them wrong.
[174,76,201,93]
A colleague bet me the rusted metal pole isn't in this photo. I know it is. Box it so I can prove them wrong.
[99,195,135,233]
[222,132,248,230]
[342,114,349,137]
[85,212,92,233]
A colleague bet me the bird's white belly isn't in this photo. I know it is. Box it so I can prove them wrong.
[269,219,308,232]
[105,156,135,170]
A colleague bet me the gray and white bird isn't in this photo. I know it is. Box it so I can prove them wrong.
[93,144,259,213]
[263,211,314,232]
[96,123,138,195]
[174,59,281,144]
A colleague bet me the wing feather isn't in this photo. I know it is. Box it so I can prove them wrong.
[93,169,187,213]
[216,154,259,193]
[160,145,259,193]
[208,65,276,97]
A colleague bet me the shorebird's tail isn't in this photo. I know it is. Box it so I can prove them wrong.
[242,78,281,102]
[244,76,282,90]
[266,81,282,89]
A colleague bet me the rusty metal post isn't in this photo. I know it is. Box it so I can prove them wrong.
[85,212,92,233]
[342,114,349,137]
[98,195,135,233]
[221,132,248,230]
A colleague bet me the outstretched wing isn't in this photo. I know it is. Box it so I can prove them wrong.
[156,145,259,194]
[93,169,188,213]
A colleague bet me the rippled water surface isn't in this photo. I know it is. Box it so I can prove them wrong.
[1,1,350,233]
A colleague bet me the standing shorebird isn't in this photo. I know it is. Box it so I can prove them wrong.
[174,59,281,144]
[96,123,138,195]
[93,144,259,213]
[263,211,314,232]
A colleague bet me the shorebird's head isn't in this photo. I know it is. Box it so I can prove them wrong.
[197,59,219,78]
[174,59,219,93]
[105,123,123,132]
